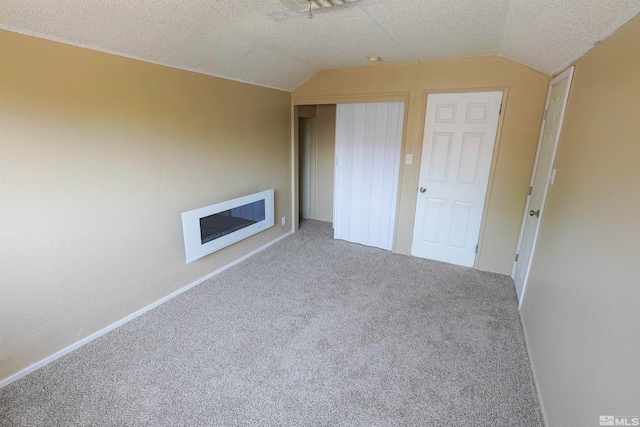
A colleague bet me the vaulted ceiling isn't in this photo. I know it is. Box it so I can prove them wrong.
[1,0,639,91]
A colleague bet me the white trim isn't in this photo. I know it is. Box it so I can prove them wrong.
[0,231,292,389]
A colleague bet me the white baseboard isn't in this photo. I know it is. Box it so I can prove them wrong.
[0,231,292,389]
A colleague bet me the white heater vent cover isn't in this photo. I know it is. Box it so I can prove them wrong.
[279,0,361,13]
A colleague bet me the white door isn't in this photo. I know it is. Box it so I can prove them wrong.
[411,91,503,267]
[334,102,404,251]
[513,67,574,304]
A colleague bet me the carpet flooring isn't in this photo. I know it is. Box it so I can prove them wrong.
[0,220,543,426]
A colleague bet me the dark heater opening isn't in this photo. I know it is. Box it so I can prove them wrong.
[200,199,266,244]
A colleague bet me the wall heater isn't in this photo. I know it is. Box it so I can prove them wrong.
[181,189,274,263]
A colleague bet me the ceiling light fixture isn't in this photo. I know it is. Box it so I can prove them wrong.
[367,55,382,63]
[308,0,313,19]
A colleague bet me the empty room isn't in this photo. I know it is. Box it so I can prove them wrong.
[1,1,639,426]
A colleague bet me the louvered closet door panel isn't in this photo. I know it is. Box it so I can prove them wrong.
[334,102,404,251]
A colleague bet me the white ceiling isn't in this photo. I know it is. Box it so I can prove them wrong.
[1,0,639,91]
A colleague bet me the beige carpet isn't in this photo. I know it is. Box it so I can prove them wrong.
[0,220,543,426]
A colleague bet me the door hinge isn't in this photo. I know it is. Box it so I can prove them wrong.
[499,103,502,114]
[528,186,532,196]
[543,109,548,121]
[515,253,519,262]
[475,244,478,253]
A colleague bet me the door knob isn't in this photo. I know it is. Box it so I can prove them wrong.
[419,187,427,193]
[529,209,540,217]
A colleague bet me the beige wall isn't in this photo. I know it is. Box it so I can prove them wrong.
[0,30,291,381]
[520,14,640,426]
[313,105,336,223]
[296,105,335,223]
[293,57,550,273]
[298,117,315,218]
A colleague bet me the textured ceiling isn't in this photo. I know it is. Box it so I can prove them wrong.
[1,0,639,91]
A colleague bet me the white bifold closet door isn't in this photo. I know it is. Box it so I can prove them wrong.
[334,102,404,250]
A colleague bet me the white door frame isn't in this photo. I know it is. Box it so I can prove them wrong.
[512,66,574,305]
